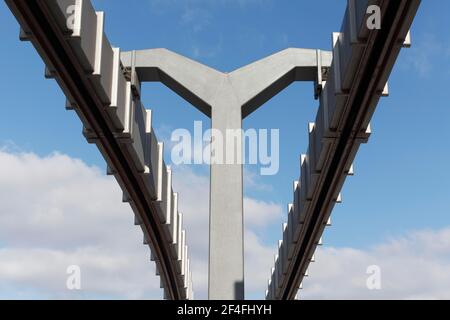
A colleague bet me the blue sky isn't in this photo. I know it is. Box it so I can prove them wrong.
[1,0,450,299]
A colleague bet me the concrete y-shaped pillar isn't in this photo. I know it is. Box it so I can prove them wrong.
[121,48,332,300]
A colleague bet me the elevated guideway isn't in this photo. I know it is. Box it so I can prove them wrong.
[5,0,194,300]
[265,0,421,300]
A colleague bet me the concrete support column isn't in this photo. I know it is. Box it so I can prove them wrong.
[209,97,244,300]
[121,48,332,300]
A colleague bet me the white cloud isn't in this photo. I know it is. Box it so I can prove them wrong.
[244,231,276,298]
[180,8,212,33]
[190,40,223,59]
[401,33,450,78]
[244,198,282,229]
[0,149,162,299]
[0,247,160,299]
[170,164,283,299]
[0,148,281,299]
[301,228,450,300]
[2,148,449,300]
[244,169,273,192]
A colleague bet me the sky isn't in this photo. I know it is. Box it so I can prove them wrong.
[0,0,450,300]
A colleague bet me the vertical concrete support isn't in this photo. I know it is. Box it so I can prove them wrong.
[120,48,332,300]
[209,99,244,300]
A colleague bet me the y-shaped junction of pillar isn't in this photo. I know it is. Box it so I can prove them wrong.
[121,48,332,300]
